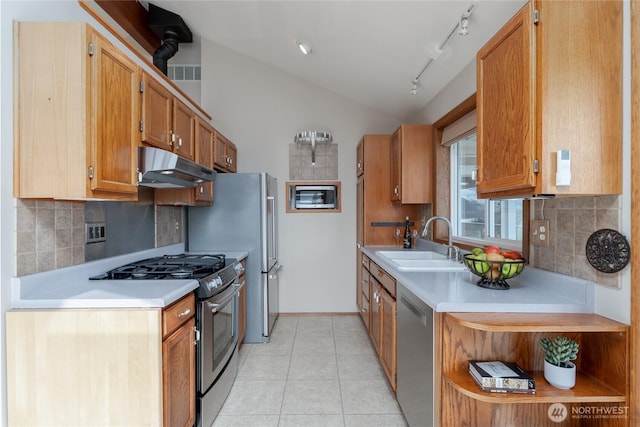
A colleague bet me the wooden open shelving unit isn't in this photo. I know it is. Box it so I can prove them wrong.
[439,312,630,426]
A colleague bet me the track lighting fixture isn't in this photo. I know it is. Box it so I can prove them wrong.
[410,2,476,95]
[297,40,313,55]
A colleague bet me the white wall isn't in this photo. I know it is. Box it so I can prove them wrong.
[199,40,400,313]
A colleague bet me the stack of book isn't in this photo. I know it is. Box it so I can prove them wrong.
[468,360,536,394]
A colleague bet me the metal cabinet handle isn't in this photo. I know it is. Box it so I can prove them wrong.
[177,136,183,148]
[177,308,191,318]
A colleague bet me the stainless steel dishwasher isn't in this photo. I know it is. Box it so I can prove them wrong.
[397,282,434,427]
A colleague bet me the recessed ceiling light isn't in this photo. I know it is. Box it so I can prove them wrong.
[297,40,313,55]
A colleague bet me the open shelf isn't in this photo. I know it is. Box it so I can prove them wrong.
[447,312,629,333]
[440,312,630,425]
[445,370,626,404]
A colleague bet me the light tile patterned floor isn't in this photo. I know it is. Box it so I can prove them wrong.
[213,314,408,427]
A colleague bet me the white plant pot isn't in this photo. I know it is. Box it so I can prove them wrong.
[544,360,576,389]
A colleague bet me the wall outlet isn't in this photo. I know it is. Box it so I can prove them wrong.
[85,222,106,244]
[531,219,550,247]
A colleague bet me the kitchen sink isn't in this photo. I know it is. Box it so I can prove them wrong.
[376,250,447,260]
[387,258,466,272]
[375,250,466,272]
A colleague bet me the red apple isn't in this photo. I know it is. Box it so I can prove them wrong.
[484,246,501,255]
[501,250,522,260]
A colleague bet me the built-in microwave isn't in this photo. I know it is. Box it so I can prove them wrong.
[287,183,340,211]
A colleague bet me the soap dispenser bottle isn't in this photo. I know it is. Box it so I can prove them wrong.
[403,217,412,249]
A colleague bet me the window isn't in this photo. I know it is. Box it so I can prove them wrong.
[449,130,523,250]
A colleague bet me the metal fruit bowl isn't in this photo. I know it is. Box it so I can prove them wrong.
[463,254,525,290]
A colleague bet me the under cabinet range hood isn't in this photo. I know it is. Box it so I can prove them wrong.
[137,147,215,188]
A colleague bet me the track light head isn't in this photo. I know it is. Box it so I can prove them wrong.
[410,81,418,95]
[458,17,469,36]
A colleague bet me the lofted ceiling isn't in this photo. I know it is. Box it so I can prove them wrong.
[145,1,527,122]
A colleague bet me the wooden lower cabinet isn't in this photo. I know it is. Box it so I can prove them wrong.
[238,260,247,348]
[162,294,196,427]
[439,312,629,426]
[379,286,397,390]
[6,294,196,426]
[362,255,397,391]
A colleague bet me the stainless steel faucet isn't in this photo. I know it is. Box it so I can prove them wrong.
[422,216,459,260]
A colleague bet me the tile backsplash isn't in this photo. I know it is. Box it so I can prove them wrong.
[289,142,338,180]
[531,196,623,288]
[16,200,85,276]
[15,199,185,276]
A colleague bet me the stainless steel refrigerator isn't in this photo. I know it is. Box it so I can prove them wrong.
[187,172,280,343]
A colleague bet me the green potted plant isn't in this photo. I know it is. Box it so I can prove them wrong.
[540,336,579,389]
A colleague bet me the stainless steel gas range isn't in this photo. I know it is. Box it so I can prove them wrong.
[91,253,244,427]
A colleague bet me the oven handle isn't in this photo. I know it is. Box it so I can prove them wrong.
[206,283,242,314]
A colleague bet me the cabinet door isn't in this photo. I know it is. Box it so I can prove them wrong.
[226,141,237,172]
[356,139,364,176]
[476,3,536,196]
[172,98,195,161]
[162,317,196,427]
[360,266,371,331]
[194,118,214,203]
[213,132,225,169]
[390,129,402,202]
[91,32,140,195]
[239,276,247,347]
[141,73,173,150]
[380,288,397,391]
[370,281,382,355]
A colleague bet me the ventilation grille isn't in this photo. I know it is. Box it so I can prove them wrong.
[167,64,201,81]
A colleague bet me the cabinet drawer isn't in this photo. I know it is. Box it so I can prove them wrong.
[362,254,370,271]
[370,262,396,298]
[163,293,195,338]
[360,293,370,331]
[361,267,370,300]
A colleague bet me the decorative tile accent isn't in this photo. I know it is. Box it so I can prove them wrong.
[532,196,623,289]
[289,143,338,180]
[155,205,183,247]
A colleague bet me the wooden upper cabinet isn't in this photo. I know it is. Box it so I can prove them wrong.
[172,98,195,161]
[476,1,622,198]
[194,118,214,203]
[356,141,364,176]
[358,135,420,246]
[390,124,434,204]
[214,130,238,173]
[155,117,214,206]
[141,72,197,162]
[140,72,173,151]
[14,22,139,200]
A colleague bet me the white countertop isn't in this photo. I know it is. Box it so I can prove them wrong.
[11,244,249,309]
[362,246,594,313]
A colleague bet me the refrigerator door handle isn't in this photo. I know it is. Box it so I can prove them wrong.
[268,264,283,280]
[267,196,277,262]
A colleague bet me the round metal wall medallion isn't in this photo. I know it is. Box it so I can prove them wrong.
[585,229,630,273]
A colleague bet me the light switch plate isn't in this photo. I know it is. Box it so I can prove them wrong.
[531,219,550,247]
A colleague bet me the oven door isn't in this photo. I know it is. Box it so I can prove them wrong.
[197,282,241,393]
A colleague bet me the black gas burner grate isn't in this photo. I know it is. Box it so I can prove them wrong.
[90,253,226,280]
